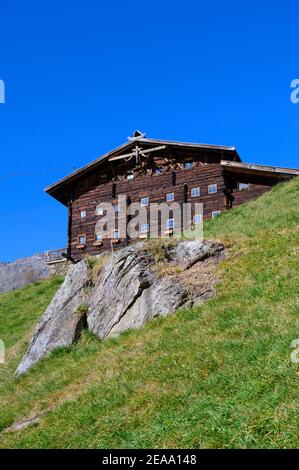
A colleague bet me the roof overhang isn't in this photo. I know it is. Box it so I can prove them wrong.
[45,137,240,206]
[221,160,299,186]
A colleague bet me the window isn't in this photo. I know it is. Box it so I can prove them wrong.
[112,230,120,239]
[166,218,174,229]
[113,204,120,213]
[140,223,149,233]
[193,214,202,225]
[95,233,102,241]
[212,211,221,218]
[126,171,134,180]
[155,165,163,174]
[166,192,174,202]
[184,161,193,169]
[79,235,86,245]
[140,197,149,207]
[96,207,104,216]
[239,182,249,190]
[191,187,200,197]
[80,210,87,218]
[208,184,218,194]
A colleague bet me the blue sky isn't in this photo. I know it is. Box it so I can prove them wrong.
[0,0,298,261]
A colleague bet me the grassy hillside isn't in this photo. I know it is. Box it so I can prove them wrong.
[0,178,298,448]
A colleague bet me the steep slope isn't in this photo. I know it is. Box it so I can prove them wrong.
[0,178,298,448]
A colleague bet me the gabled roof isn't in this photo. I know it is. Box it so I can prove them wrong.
[45,136,240,205]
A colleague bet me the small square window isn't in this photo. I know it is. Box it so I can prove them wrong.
[166,192,174,202]
[95,233,102,241]
[155,165,163,174]
[96,207,104,216]
[212,211,221,218]
[239,182,249,190]
[140,223,149,233]
[208,184,218,194]
[166,218,174,229]
[112,230,120,239]
[191,187,200,197]
[79,235,86,244]
[193,214,202,225]
[80,210,87,218]
[127,171,134,180]
[113,205,120,213]
[184,161,193,169]
[140,197,149,207]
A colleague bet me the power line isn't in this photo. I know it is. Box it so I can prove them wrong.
[0,168,76,180]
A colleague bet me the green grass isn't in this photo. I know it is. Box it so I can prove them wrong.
[0,178,299,448]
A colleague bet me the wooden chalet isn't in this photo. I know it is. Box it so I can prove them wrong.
[45,131,299,260]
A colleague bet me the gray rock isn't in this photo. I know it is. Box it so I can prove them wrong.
[87,246,155,339]
[172,240,224,267]
[16,239,225,374]
[108,278,189,338]
[0,257,51,294]
[16,260,91,375]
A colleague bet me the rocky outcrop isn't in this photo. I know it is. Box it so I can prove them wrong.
[16,240,225,375]
[16,261,91,375]
[0,256,51,294]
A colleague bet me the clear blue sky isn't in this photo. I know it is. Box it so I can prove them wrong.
[0,0,298,261]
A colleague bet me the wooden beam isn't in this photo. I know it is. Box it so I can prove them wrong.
[108,145,167,162]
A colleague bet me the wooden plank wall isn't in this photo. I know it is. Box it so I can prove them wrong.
[70,156,271,259]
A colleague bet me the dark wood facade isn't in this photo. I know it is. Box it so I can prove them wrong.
[45,134,299,260]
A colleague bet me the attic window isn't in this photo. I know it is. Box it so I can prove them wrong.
[155,165,163,174]
[184,161,193,169]
[127,171,134,180]
[80,210,87,218]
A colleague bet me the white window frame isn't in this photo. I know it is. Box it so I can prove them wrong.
[212,211,221,218]
[208,184,218,194]
[184,160,193,169]
[112,230,120,239]
[80,210,87,218]
[140,223,149,233]
[126,171,134,180]
[166,218,175,229]
[193,214,202,225]
[155,165,164,174]
[140,197,149,207]
[239,182,249,191]
[79,235,86,244]
[191,187,200,197]
[96,207,104,216]
[166,192,174,202]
